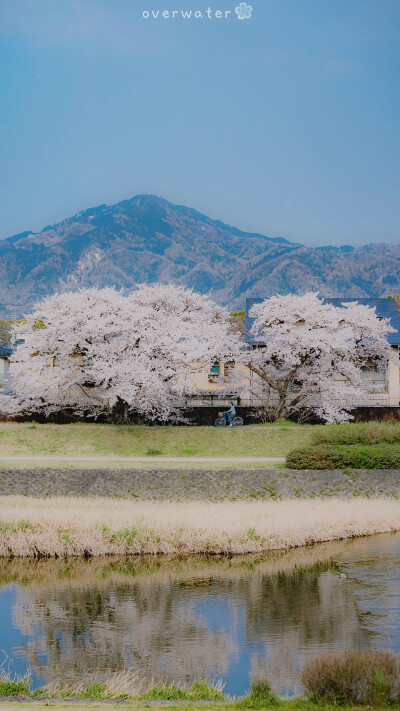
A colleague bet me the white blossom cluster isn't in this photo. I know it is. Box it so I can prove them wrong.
[242,292,396,423]
[0,287,395,424]
[0,284,236,422]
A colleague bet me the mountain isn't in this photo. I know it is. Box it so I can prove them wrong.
[1,194,399,317]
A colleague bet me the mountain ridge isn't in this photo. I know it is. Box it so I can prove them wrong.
[0,194,399,317]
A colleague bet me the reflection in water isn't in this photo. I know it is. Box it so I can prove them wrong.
[0,534,399,696]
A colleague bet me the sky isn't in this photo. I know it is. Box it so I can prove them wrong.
[0,0,399,247]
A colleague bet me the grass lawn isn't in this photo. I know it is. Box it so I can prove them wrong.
[0,423,313,459]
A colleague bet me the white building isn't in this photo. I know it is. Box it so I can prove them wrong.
[0,347,11,389]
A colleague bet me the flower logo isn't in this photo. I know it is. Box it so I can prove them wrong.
[235,2,253,19]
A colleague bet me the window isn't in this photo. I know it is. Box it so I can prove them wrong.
[224,360,235,376]
[360,365,388,393]
[210,361,220,375]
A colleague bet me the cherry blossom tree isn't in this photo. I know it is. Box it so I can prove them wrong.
[241,292,396,423]
[0,285,238,422]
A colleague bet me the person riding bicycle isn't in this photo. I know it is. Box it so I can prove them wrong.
[223,402,236,427]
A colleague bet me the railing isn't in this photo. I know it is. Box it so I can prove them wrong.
[183,394,400,409]
[183,394,243,407]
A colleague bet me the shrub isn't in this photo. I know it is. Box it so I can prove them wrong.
[0,669,30,697]
[312,422,400,446]
[286,444,400,469]
[189,679,225,700]
[0,679,30,697]
[141,684,188,700]
[82,682,107,698]
[239,677,280,708]
[301,649,400,705]
[141,679,224,701]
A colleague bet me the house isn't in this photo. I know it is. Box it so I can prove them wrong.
[183,358,242,408]
[0,347,12,389]
[244,296,400,408]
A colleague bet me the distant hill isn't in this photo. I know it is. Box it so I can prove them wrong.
[0,194,399,317]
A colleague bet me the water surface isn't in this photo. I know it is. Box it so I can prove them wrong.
[1,533,400,696]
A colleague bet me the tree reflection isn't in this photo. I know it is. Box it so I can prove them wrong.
[1,544,374,693]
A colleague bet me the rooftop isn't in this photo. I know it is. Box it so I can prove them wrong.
[0,346,12,357]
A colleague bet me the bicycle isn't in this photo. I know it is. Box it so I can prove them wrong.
[215,412,244,428]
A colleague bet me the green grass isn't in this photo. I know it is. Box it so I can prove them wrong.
[0,679,30,696]
[248,419,304,428]
[311,421,400,446]
[0,423,312,459]
[286,422,400,470]
[141,680,225,701]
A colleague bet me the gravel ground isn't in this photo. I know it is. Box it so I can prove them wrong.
[0,468,399,500]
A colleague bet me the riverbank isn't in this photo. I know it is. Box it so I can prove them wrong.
[1,496,400,557]
[0,467,399,499]
[0,667,398,709]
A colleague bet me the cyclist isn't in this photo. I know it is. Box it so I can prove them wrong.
[223,402,236,427]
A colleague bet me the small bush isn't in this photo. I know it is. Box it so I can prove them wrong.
[312,422,400,446]
[142,684,188,700]
[239,677,280,708]
[0,679,30,697]
[301,649,400,705]
[141,679,224,701]
[286,444,400,469]
[0,668,31,697]
[82,682,107,698]
[190,679,225,700]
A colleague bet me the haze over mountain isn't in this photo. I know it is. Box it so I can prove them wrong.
[1,194,399,318]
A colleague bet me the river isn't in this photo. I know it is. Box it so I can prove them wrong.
[1,532,399,696]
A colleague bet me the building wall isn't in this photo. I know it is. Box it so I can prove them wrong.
[216,347,400,409]
[0,357,9,387]
[4,347,399,410]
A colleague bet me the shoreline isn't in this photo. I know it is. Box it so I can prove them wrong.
[1,496,400,558]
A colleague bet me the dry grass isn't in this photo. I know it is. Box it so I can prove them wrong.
[1,496,400,557]
[42,668,146,699]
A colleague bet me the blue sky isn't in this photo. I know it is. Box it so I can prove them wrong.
[0,0,399,246]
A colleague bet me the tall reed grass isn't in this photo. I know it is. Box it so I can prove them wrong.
[1,496,399,558]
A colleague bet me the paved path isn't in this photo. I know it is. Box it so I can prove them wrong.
[0,455,285,463]
[0,423,308,429]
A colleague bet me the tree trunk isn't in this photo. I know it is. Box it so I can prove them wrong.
[112,397,131,424]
